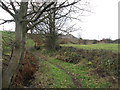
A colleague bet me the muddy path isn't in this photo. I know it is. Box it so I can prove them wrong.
[32,51,82,88]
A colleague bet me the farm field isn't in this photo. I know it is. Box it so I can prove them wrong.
[2,31,119,53]
[61,43,119,53]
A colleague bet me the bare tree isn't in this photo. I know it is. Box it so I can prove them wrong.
[0,0,55,88]
[31,0,90,50]
[0,0,90,88]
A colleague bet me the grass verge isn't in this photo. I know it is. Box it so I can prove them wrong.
[47,57,113,88]
[32,57,75,88]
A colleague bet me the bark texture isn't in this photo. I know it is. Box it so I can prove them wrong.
[45,4,59,51]
[2,2,28,88]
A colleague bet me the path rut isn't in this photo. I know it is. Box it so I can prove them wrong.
[47,60,82,88]
[32,51,82,88]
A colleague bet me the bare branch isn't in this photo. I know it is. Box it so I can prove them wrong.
[0,19,14,25]
[46,1,79,12]
[73,5,92,13]
[9,0,17,14]
[20,19,33,22]
[15,2,20,6]
[23,2,46,20]
[0,1,15,18]
[55,7,71,19]
[27,15,48,30]
[33,2,54,22]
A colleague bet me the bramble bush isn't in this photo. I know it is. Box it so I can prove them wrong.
[56,47,118,78]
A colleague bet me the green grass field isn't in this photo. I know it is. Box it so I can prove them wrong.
[2,31,35,54]
[32,51,113,88]
[2,31,119,53]
[2,30,118,88]
[61,44,119,53]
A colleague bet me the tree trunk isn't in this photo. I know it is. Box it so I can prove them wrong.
[45,4,59,51]
[2,22,26,88]
[2,2,28,88]
[45,32,58,50]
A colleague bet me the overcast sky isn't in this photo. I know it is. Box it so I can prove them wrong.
[72,0,119,40]
[0,0,119,40]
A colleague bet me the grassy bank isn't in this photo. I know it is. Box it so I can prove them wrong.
[32,50,114,88]
[34,45,118,88]
[32,54,75,88]
[48,58,113,88]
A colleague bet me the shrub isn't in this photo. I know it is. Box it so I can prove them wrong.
[56,47,82,64]
[57,47,118,78]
